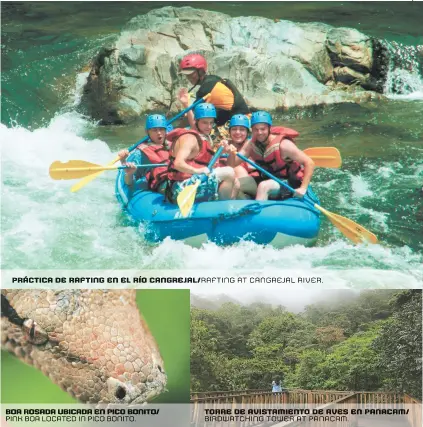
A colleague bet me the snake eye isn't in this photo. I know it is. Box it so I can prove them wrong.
[23,319,48,345]
[115,386,126,400]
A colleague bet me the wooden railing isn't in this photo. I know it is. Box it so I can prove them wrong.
[404,394,422,427]
[190,389,422,427]
[274,393,358,427]
[191,389,354,427]
[355,391,403,405]
[191,389,352,404]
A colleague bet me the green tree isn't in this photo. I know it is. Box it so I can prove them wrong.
[372,290,422,399]
[247,312,315,369]
[303,290,396,336]
[295,349,327,390]
[190,291,421,395]
[190,310,222,391]
[319,325,383,391]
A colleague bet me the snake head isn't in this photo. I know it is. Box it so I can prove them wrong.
[1,290,167,404]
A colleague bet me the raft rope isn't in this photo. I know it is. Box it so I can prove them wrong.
[212,202,262,223]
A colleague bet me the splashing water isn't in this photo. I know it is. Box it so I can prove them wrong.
[1,2,423,288]
[1,112,422,288]
[383,41,423,98]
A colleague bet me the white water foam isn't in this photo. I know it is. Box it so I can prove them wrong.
[388,91,423,101]
[1,114,422,287]
[383,41,423,100]
[72,71,90,106]
[135,238,422,286]
[350,174,374,199]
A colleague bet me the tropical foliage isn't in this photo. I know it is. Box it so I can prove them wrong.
[191,290,422,399]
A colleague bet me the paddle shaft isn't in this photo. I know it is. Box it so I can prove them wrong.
[195,145,225,184]
[70,94,210,192]
[237,153,298,194]
[208,146,225,169]
[53,164,167,173]
[237,153,378,244]
[308,155,336,160]
[237,153,321,211]
[127,96,210,153]
[176,146,225,217]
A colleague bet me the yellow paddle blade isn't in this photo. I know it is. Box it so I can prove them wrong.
[314,204,378,244]
[304,147,342,168]
[70,156,120,192]
[49,160,120,180]
[177,181,200,218]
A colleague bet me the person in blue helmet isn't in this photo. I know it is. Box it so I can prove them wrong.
[164,103,239,203]
[228,114,250,152]
[227,111,315,200]
[220,114,258,199]
[118,114,172,194]
[181,101,225,151]
[192,103,216,148]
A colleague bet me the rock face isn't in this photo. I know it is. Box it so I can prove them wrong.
[79,6,386,124]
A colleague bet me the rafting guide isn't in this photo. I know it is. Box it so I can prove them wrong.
[47,39,380,247]
[2,3,423,427]
[178,53,250,127]
[51,90,378,247]
[2,3,421,285]
[47,31,380,247]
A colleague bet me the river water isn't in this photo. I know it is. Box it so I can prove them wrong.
[1,2,422,286]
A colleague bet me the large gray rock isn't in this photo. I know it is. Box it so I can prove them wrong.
[80,6,385,124]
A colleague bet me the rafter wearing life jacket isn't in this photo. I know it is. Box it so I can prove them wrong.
[248,126,304,182]
[137,143,170,192]
[166,128,215,182]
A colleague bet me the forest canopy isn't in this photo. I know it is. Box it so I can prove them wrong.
[191,290,422,400]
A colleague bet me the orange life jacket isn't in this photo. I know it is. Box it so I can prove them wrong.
[166,129,215,182]
[137,144,170,191]
[248,126,304,181]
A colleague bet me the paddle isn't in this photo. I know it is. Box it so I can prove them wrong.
[49,160,167,180]
[177,146,225,218]
[303,147,342,168]
[69,94,211,193]
[237,153,378,245]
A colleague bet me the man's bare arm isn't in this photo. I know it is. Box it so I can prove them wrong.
[173,135,208,175]
[280,139,315,194]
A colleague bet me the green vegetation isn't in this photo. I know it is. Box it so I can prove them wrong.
[191,290,422,399]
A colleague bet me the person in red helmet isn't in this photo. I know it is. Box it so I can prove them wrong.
[178,53,250,128]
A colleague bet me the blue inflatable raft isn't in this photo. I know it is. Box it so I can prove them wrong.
[115,161,321,248]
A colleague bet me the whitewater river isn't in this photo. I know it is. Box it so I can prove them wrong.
[1,2,422,286]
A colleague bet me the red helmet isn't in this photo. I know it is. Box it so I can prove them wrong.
[179,53,207,74]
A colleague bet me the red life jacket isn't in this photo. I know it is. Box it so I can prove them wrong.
[248,126,304,181]
[166,128,215,182]
[137,144,170,191]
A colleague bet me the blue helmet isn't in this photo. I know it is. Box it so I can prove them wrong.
[194,103,217,120]
[251,111,272,127]
[145,114,168,131]
[229,114,250,130]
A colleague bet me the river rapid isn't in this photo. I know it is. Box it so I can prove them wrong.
[1,2,422,287]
